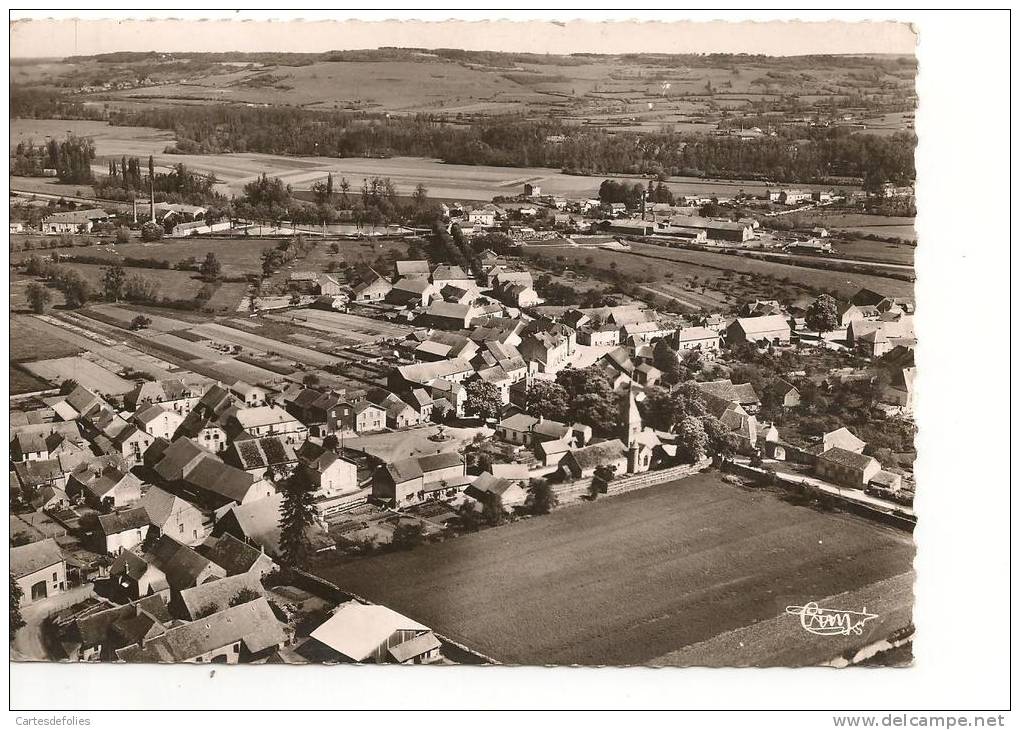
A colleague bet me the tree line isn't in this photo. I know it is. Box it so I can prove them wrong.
[103,104,915,187]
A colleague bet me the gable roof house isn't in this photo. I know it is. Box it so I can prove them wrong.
[390,358,474,391]
[177,572,266,621]
[124,379,203,415]
[465,471,529,508]
[674,326,722,351]
[134,404,185,442]
[393,260,432,281]
[387,277,438,308]
[422,301,481,330]
[373,452,468,507]
[115,597,288,664]
[139,486,209,547]
[225,436,299,480]
[351,270,392,302]
[66,465,143,510]
[558,439,629,481]
[725,315,792,346]
[213,493,332,560]
[814,447,881,488]
[696,379,761,413]
[305,601,441,665]
[200,533,276,579]
[97,508,151,556]
[11,538,67,605]
[68,594,172,662]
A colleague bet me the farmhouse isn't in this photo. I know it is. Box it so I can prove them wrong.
[373,452,467,507]
[387,278,437,307]
[66,465,143,510]
[42,208,110,234]
[202,533,276,579]
[139,485,208,546]
[423,301,481,330]
[391,358,474,390]
[11,538,66,605]
[352,271,392,302]
[394,260,431,281]
[97,508,151,556]
[725,315,792,345]
[229,406,308,443]
[674,326,721,351]
[814,447,880,488]
[116,597,288,664]
[558,439,629,480]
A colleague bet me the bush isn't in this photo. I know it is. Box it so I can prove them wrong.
[140,222,163,242]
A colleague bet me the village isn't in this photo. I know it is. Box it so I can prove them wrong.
[9,174,918,666]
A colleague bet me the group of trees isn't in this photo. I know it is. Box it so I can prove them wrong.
[94,157,222,208]
[523,367,621,437]
[598,178,677,208]
[11,134,95,183]
[104,103,915,187]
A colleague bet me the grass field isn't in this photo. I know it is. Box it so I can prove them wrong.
[313,472,914,666]
[833,238,916,266]
[21,356,134,395]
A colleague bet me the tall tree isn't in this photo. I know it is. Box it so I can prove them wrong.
[199,252,222,282]
[102,265,126,301]
[805,294,840,338]
[26,283,50,314]
[465,380,503,421]
[524,380,570,421]
[278,473,317,570]
[10,574,24,637]
[677,415,709,463]
[526,479,558,515]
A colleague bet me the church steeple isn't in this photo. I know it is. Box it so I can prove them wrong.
[619,384,642,446]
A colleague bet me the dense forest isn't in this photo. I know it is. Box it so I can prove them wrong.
[101,104,914,188]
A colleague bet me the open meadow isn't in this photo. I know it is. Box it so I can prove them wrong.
[313,472,915,666]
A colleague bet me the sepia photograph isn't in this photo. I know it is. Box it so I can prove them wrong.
[4,8,1013,720]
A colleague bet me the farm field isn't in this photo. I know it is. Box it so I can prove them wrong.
[314,472,914,666]
[14,117,824,203]
[808,213,917,242]
[832,238,916,266]
[267,309,410,344]
[10,316,84,362]
[21,356,134,395]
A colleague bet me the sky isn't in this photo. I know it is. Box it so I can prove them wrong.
[9,13,917,58]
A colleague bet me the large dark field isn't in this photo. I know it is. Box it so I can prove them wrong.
[313,473,915,666]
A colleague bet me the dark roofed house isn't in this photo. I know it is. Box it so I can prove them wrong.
[226,436,298,480]
[115,597,288,664]
[178,572,265,621]
[814,447,880,488]
[465,471,529,508]
[97,508,151,556]
[201,533,276,579]
[373,452,467,507]
[558,439,629,480]
[137,535,227,602]
[696,379,761,413]
[11,538,66,605]
[69,594,171,661]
